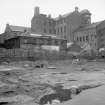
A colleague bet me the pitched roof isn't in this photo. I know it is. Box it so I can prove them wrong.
[74,21,103,32]
[62,12,73,18]
[20,32,66,40]
[55,12,73,20]
[8,25,31,32]
[80,9,91,15]
[55,9,90,20]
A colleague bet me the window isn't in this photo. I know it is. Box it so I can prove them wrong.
[80,37,82,42]
[83,36,85,41]
[49,21,51,26]
[48,38,52,45]
[61,27,62,33]
[86,35,89,41]
[56,30,57,34]
[95,43,97,47]
[94,35,97,38]
[55,40,58,45]
[77,37,78,41]
[91,34,93,40]
[64,26,66,33]
[58,28,59,34]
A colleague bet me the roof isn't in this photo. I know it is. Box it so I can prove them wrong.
[80,9,91,15]
[55,9,90,20]
[62,12,73,18]
[7,25,31,32]
[55,12,73,20]
[20,32,66,40]
[74,21,103,32]
[3,24,66,40]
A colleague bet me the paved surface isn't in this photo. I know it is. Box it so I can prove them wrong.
[58,85,105,105]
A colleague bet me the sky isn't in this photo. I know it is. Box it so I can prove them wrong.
[0,0,105,33]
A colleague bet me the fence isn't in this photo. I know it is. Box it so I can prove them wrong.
[0,48,73,61]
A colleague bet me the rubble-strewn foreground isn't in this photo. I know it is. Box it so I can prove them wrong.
[0,60,105,105]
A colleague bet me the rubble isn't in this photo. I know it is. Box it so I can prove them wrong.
[0,60,104,105]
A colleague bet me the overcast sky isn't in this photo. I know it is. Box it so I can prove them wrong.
[0,0,105,33]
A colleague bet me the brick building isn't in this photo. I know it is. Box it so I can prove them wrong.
[1,6,105,53]
[1,6,92,43]
[73,20,105,52]
[55,7,91,42]
[31,7,56,34]
[31,7,91,42]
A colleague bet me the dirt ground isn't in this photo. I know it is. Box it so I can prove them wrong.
[0,59,105,105]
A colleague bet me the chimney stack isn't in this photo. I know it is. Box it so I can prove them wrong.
[34,6,40,15]
[75,6,79,12]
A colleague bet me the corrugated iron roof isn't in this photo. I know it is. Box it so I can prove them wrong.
[20,32,66,40]
[4,25,66,40]
[9,25,31,32]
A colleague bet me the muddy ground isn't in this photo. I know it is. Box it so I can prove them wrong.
[0,59,105,105]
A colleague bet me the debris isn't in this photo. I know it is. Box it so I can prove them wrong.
[47,67,56,69]
[0,102,9,105]
[35,64,44,68]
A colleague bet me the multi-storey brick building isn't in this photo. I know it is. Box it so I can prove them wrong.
[2,7,92,43]
[31,7,91,42]
[55,7,82,42]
